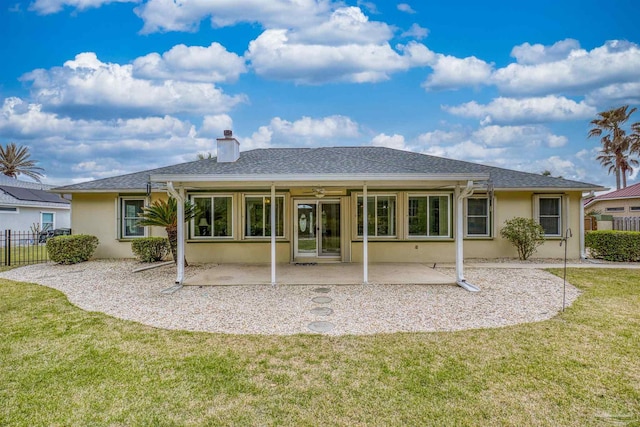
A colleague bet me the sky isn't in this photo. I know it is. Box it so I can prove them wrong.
[1,0,639,188]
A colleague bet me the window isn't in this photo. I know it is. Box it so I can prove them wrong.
[605,207,625,212]
[536,196,562,236]
[0,206,18,213]
[466,197,490,236]
[41,212,55,231]
[191,195,233,238]
[245,196,284,237]
[121,198,146,238]
[408,195,450,237]
[357,195,396,237]
[631,206,640,212]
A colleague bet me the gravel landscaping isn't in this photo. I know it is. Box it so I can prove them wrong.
[0,260,580,335]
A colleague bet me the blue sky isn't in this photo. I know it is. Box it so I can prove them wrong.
[1,0,639,187]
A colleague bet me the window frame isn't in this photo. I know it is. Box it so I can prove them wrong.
[605,207,625,212]
[0,206,19,214]
[630,206,640,212]
[355,194,397,239]
[534,195,563,237]
[189,193,235,240]
[243,194,286,239]
[40,212,55,232]
[406,193,452,239]
[120,196,147,239]
[465,196,491,238]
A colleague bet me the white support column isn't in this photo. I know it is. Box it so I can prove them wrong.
[271,183,276,286]
[363,183,368,285]
[167,182,185,285]
[455,181,480,292]
[580,191,592,259]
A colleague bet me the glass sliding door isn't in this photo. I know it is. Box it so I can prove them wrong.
[320,201,340,256]
[295,200,341,259]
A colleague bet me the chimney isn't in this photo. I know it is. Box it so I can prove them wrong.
[216,130,240,163]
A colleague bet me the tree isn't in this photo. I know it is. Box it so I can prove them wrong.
[500,217,546,261]
[197,152,213,160]
[0,142,45,182]
[588,105,638,190]
[137,198,198,266]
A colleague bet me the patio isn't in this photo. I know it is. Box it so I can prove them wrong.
[183,262,456,286]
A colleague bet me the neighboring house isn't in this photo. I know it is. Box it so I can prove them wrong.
[584,182,640,217]
[0,175,71,232]
[53,131,604,287]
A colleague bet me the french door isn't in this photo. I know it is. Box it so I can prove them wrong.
[294,200,341,259]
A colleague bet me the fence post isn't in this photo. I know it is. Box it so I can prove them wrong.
[6,230,11,266]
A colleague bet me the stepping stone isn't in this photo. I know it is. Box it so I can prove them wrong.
[313,287,331,293]
[312,296,332,304]
[310,307,333,316]
[308,321,335,333]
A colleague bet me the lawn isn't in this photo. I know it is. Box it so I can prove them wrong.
[0,244,49,268]
[1,268,639,426]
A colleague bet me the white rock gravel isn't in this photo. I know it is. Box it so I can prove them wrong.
[0,260,580,336]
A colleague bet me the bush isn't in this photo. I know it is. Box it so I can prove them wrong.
[131,237,170,262]
[500,217,546,260]
[46,235,99,265]
[586,230,640,262]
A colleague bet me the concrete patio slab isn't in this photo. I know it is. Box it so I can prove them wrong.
[183,263,456,286]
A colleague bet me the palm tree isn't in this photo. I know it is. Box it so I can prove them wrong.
[0,142,45,182]
[137,198,199,266]
[588,105,637,190]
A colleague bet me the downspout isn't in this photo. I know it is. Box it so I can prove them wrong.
[167,182,185,285]
[580,191,594,259]
[455,181,480,292]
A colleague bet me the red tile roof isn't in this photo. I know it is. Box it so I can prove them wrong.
[593,182,640,200]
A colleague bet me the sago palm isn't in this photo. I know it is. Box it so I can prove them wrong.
[137,197,198,266]
[0,142,45,182]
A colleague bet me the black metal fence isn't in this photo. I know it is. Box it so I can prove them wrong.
[1,230,50,267]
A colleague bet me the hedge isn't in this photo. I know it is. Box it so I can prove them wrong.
[131,237,170,262]
[585,230,640,262]
[46,235,99,265]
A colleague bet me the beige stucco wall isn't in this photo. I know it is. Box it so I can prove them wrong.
[70,189,585,263]
[586,198,640,217]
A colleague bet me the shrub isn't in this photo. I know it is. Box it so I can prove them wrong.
[46,235,99,265]
[586,230,640,262]
[131,237,170,262]
[500,217,546,260]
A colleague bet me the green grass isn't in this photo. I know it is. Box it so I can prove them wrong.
[1,269,639,426]
[0,244,49,267]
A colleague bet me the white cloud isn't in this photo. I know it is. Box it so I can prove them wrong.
[423,54,493,90]
[246,28,433,84]
[198,114,234,138]
[494,40,640,95]
[356,0,379,14]
[416,129,467,146]
[510,38,581,65]
[422,140,507,163]
[371,133,408,150]
[29,0,136,14]
[134,0,332,33]
[585,81,640,105]
[132,43,246,83]
[397,3,416,14]
[21,52,246,117]
[472,125,568,148]
[401,23,428,40]
[443,95,596,125]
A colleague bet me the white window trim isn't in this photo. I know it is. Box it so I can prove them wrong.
[630,206,640,212]
[533,194,564,237]
[242,194,286,239]
[120,196,148,239]
[0,206,19,214]
[189,193,235,240]
[464,196,492,238]
[406,192,452,239]
[355,193,398,239]
[605,207,625,212]
[40,212,55,231]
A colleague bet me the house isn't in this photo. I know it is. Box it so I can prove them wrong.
[584,182,640,217]
[0,174,71,233]
[53,131,604,289]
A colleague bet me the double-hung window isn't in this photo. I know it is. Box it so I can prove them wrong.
[191,195,233,238]
[466,197,490,237]
[245,195,284,237]
[535,195,562,236]
[357,195,396,237]
[41,212,55,232]
[121,197,146,238]
[408,194,451,237]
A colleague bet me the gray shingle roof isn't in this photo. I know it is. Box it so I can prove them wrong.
[53,146,603,192]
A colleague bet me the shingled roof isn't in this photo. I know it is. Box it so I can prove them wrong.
[53,146,603,192]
